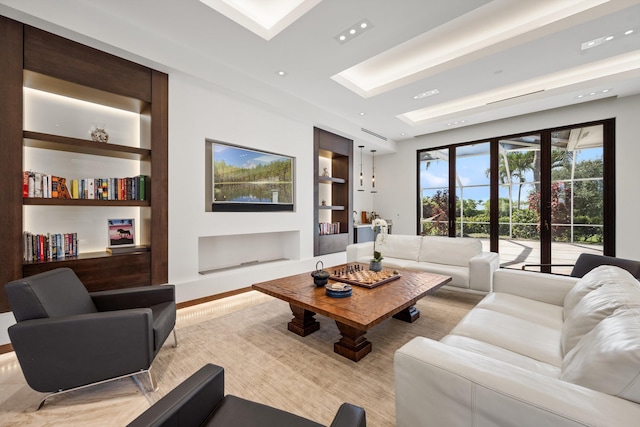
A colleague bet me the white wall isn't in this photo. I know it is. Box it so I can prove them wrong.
[372,95,640,260]
[167,73,345,304]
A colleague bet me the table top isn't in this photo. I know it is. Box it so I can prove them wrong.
[252,263,451,330]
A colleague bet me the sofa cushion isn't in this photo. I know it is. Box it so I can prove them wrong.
[449,307,563,366]
[562,282,640,355]
[561,306,640,404]
[378,257,421,270]
[563,265,638,319]
[476,292,564,330]
[441,334,561,378]
[418,236,481,267]
[376,234,422,261]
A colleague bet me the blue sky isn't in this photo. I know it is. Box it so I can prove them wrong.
[213,143,287,169]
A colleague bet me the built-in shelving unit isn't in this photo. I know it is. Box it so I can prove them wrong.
[0,17,168,311]
[313,127,353,256]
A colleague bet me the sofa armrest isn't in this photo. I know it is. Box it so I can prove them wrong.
[492,269,578,305]
[468,252,501,292]
[127,364,225,427]
[329,403,367,427]
[346,242,373,263]
[91,285,175,311]
[395,337,640,427]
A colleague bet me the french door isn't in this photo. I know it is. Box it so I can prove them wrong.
[418,119,614,273]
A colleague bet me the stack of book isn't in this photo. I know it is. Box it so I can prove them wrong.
[319,222,341,235]
[22,171,149,201]
[23,231,78,262]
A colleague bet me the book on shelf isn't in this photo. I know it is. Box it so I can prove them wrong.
[22,231,78,262]
[106,245,149,254]
[318,222,341,235]
[22,172,150,201]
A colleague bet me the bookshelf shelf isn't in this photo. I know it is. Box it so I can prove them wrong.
[313,128,353,256]
[0,18,168,312]
[23,198,150,207]
[23,131,151,160]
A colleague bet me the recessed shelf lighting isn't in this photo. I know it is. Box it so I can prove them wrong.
[413,89,440,99]
[334,19,373,44]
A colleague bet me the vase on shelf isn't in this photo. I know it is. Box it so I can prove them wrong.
[369,261,382,272]
[90,123,109,143]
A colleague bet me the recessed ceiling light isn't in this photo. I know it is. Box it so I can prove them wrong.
[275,70,287,76]
[625,29,634,35]
[605,35,614,41]
[359,112,366,116]
[334,19,373,44]
[413,89,440,99]
[575,88,613,99]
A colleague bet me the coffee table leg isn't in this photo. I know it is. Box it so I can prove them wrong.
[288,304,320,336]
[393,305,420,323]
[334,321,372,362]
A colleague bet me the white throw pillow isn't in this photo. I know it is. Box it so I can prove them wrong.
[563,265,638,319]
[561,281,640,355]
[561,306,640,404]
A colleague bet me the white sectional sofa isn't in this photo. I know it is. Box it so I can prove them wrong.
[394,266,640,427]
[346,235,500,294]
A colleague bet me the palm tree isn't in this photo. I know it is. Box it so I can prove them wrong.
[486,151,535,210]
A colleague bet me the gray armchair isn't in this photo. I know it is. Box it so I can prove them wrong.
[127,363,367,427]
[522,253,640,278]
[5,267,177,408]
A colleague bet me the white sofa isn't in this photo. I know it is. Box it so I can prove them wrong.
[346,235,500,294]
[395,266,640,427]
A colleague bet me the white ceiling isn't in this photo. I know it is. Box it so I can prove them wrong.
[1,0,639,153]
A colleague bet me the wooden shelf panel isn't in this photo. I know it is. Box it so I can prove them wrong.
[23,198,150,206]
[319,176,346,184]
[24,131,150,160]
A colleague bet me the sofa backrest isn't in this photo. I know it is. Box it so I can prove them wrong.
[6,268,97,322]
[376,234,423,261]
[418,236,482,267]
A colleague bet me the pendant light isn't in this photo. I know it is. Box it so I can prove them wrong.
[358,145,365,191]
[371,149,377,193]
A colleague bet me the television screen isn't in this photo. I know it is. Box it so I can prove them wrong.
[211,142,294,212]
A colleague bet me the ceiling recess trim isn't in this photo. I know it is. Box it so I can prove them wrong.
[198,0,321,40]
[397,50,640,126]
[331,0,611,98]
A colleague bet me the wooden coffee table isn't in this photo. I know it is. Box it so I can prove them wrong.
[252,263,451,361]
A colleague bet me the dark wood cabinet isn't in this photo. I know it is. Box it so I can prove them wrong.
[0,16,168,312]
[313,128,353,256]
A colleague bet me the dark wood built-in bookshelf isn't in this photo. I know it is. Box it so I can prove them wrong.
[313,127,353,256]
[0,16,168,312]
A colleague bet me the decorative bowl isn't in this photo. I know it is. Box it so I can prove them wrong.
[325,283,352,298]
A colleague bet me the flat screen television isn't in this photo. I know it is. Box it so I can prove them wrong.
[211,141,295,212]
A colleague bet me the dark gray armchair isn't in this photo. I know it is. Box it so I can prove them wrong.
[127,363,366,427]
[5,267,177,408]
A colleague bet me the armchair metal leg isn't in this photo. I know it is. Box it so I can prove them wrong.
[37,368,156,410]
[173,328,179,348]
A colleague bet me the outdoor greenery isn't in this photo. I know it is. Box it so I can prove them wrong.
[421,151,603,243]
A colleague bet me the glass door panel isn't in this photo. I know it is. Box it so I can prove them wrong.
[455,142,490,252]
[419,149,449,236]
[550,125,604,274]
[497,136,541,270]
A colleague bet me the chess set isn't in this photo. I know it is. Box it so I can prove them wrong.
[329,263,401,289]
